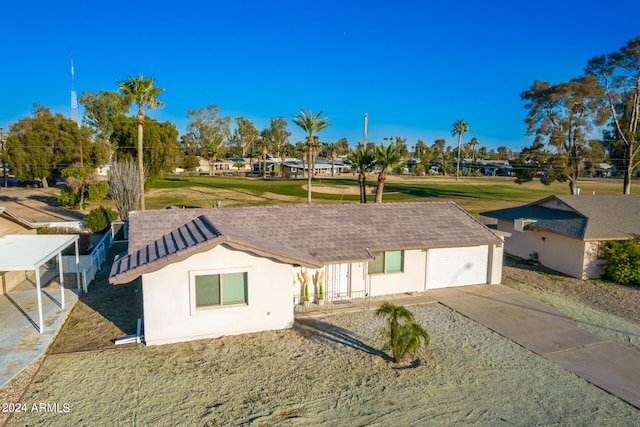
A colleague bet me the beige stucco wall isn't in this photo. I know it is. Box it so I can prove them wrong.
[314,246,501,299]
[141,244,295,345]
[1,270,34,294]
[583,241,605,279]
[368,249,427,296]
[497,219,587,279]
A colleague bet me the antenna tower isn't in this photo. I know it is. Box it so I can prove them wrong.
[70,60,79,123]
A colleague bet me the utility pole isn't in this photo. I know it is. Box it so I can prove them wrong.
[1,127,6,188]
[363,113,368,151]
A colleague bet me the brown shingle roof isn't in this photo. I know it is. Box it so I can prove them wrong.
[110,202,502,285]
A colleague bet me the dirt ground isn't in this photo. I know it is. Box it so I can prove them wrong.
[2,185,640,425]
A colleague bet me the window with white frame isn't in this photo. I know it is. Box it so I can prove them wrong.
[368,250,404,274]
[193,272,248,308]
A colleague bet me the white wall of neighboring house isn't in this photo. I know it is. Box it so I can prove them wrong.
[497,219,587,279]
[141,244,294,345]
[583,241,606,279]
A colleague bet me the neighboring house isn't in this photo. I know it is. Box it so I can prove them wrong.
[1,207,38,294]
[109,202,504,346]
[0,206,38,236]
[482,194,640,279]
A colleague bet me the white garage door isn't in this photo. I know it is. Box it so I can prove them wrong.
[427,246,489,289]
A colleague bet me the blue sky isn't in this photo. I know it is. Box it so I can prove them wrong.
[1,1,638,151]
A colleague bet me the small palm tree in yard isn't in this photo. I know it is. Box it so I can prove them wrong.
[376,302,430,366]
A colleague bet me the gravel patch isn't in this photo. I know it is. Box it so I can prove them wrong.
[5,304,638,426]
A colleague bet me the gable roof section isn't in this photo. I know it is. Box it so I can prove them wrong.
[110,202,502,285]
[482,194,640,240]
[0,207,38,232]
[109,215,323,285]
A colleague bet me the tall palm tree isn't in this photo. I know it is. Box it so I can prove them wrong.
[292,110,332,204]
[374,144,402,203]
[469,137,479,161]
[350,148,374,203]
[325,142,339,177]
[451,119,469,181]
[118,74,164,210]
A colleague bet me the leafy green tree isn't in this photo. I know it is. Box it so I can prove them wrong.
[521,76,607,194]
[336,137,350,156]
[451,120,469,181]
[117,73,164,210]
[604,238,640,286]
[586,36,640,194]
[231,116,259,170]
[374,144,401,203]
[79,90,128,156]
[350,148,374,203]
[5,104,96,186]
[110,117,181,185]
[59,167,105,208]
[186,104,232,175]
[375,302,430,365]
[292,110,332,204]
[262,117,291,156]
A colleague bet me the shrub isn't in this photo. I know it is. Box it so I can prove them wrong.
[86,181,109,203]
[84,206,118,233]
[58,186,80,207]
[604,238,640,286]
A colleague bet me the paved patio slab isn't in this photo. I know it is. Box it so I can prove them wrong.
[0,282,79,387]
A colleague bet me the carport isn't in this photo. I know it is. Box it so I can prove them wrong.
[0,234,80,333]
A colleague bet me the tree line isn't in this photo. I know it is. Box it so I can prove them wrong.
[519,36,640,195]
[1,35,638,204]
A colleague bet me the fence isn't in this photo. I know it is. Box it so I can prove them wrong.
[293,290,370,315]
[61,228,113,293]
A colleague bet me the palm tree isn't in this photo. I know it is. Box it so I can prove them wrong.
[280,145,291,178]
[325,142,339,177]
[292,110,332,204]
[451,120,469,181]
[118,74,164,210]
[469,137,479,161]
[375,302,430,365]
[350,148,374,203]
[374,144,402,203]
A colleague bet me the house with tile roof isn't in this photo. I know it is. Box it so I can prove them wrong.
[109,202,504,345]
[482,194,640,279]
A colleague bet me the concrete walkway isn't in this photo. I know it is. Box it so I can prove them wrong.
[298,284,640,410]
[0,278,79,387]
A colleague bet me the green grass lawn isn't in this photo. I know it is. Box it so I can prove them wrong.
[148,174,628,215]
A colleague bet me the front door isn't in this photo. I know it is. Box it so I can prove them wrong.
[330,263,350,301]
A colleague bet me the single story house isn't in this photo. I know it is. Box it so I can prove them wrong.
[109,202,504,345]
[481,194,640,279]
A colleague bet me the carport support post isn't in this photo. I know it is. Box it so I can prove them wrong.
[58,251,65,309]
[36,266,44,334]
[74,240,80,291]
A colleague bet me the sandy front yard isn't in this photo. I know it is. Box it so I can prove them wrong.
[4,301,640,426]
